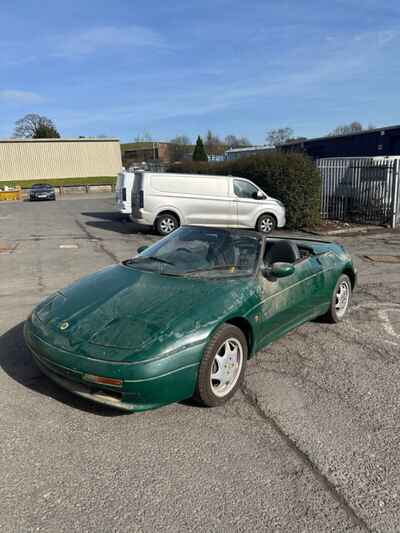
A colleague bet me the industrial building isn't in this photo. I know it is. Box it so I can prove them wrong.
[0,138,122,182]
[281,125,400,159]
[224,145,274,161]
[120,142,171,168]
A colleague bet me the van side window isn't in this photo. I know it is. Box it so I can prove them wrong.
[233,179,259,199]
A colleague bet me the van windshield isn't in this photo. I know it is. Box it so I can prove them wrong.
[124,227,261,277]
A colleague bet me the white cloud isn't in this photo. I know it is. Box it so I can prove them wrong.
[55,25,165,56]
[0,90,44,104]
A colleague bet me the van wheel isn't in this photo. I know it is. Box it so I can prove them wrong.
[156,213,179,235]
[256,214,276,234]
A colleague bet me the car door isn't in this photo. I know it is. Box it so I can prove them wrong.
[232,178,265,227]
[255,247,324,348]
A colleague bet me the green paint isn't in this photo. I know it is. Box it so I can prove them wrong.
[24,233,356,412]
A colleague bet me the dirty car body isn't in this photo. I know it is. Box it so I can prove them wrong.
[24,226,356,411]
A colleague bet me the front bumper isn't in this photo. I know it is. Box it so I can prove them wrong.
[24,321,202,412]
[30,194,55,201]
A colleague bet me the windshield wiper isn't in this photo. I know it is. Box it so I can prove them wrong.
[183,265,238,275]
[129,256,175,266]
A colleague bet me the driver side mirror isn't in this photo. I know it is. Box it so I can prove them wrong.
[137,245,148,254]
[270,262,295,278]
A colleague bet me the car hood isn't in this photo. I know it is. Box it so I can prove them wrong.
[32,264,257,362]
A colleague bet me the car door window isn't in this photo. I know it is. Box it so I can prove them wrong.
[233,179,259,199]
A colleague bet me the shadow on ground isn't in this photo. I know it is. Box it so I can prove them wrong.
[0,322,124,417]
[82,211,155,236]
[81,211,126,222]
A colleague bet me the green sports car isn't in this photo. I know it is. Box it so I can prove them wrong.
[24,226,356,412]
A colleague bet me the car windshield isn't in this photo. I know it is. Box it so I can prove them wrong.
[32,184,52,189]
[124,227,262,277]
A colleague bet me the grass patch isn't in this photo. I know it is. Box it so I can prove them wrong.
[0,176,117,189]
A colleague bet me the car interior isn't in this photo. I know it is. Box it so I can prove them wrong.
[264,240,312,266]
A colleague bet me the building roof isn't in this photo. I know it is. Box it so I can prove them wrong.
[121,141,171,150]
[282,124,400,146]
[0,137,119,143]
[225,145,274,154]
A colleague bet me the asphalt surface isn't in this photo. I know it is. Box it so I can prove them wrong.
[1,195,400,532]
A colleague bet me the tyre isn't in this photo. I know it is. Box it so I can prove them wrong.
[256,214,276,234]
[156,213,179,236]
[194,324,247,407]
[325,274,352,323]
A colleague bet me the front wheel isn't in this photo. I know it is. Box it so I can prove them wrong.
[256,214,276,234]
[155,213,179,236]
[325,274,352,323]
[194,324,247,407]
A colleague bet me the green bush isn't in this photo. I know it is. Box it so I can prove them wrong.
[168,153,321,229]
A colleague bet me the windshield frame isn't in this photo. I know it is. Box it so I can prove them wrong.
[123,226,265,279]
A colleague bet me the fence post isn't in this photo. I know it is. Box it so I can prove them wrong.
[391,159,399,229]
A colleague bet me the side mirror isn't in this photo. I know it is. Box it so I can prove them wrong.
[137,245,148,254]
[270,262,295,278]
[253,190,266,200]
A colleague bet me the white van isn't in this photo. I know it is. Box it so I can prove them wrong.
[115,171,135,216]
[130,171,286,235]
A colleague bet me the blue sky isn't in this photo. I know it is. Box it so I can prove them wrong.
[1,0,400,143]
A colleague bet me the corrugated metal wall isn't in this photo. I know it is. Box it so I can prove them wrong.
[0,139,122,181]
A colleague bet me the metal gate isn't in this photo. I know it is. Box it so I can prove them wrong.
[317,157,400,227]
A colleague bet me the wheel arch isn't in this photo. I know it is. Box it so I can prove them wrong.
[225,316,255,358]
[255,211,278,229]
[342,266,356,289]
[155,208,182,226]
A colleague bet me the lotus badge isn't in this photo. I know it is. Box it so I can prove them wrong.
[60,321,70,331]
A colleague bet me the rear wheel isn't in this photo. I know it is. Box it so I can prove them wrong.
[194,324,247,407]
[325,274,352,323]
[155,213,179,236]
[256,214,276,234]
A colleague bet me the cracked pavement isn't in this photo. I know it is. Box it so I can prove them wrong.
[1,195,399,532]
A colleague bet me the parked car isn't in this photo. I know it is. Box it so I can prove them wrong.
[30,183,56,201]
[130,171,286,235]
[24,226,356,412]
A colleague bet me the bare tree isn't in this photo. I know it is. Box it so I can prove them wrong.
[225,134,251,148]
[205,130,224,154]
[133,131,152,142]
[266,127,294,147]
[169,135,192,161]
[14,113,60,138]
[328,121,363,136]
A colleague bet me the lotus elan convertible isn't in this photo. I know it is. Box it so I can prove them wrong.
[24,226,356,412]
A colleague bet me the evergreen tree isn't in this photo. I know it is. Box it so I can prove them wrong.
[192,135,208,161]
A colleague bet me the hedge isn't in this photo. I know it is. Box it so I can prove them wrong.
[168,153,321,229]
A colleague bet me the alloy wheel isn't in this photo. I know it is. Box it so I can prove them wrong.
[160,217,176,234]
[210,338,244,398]
[335,280,350,318]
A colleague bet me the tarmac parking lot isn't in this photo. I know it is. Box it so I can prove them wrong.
[1,194,400,532]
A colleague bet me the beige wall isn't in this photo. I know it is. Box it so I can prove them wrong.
[0,139,122,181]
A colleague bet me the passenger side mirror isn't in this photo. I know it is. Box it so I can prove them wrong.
[137,245,148,254]
[270,262,295,278]
[253,190,266,200]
